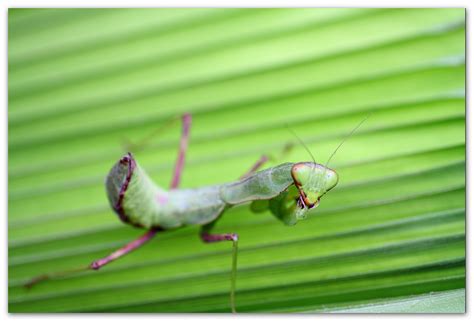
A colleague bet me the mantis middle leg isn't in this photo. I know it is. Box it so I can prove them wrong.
[199,154,270,313]
[200,222,239,313]
[199,142,295,311]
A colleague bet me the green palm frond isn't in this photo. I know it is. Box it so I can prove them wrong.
[8,8,465,313]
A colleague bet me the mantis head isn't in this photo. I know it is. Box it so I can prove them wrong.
[291,162,339,209]
[268,162,338,226]
[279,113,369,223]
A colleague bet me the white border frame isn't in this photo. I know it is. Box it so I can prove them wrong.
[2,1,470,320]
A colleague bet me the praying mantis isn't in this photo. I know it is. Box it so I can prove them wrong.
[25,113,368,313]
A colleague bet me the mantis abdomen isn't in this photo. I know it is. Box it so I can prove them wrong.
[106,153,227,229]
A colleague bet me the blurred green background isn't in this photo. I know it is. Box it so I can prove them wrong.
[8,8,465,312]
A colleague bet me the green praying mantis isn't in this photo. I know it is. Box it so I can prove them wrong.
[25,113,369,313]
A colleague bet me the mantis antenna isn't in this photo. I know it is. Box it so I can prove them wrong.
[325,113,372,168]
[286,126,316,164]
[286,126,317,186]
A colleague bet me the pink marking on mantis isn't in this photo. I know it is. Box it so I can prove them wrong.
[156,192,169,205]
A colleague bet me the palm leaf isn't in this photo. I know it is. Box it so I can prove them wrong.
[8,8,465,313]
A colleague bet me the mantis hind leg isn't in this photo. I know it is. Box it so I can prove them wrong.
[25,115,193,289]
[122,113,192,189]
[122,114,182,152]
[90,114,191,270]
[90,113,191,267]
[25,228,162,288]
[170,113,191,189]
[86,114,192,273]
